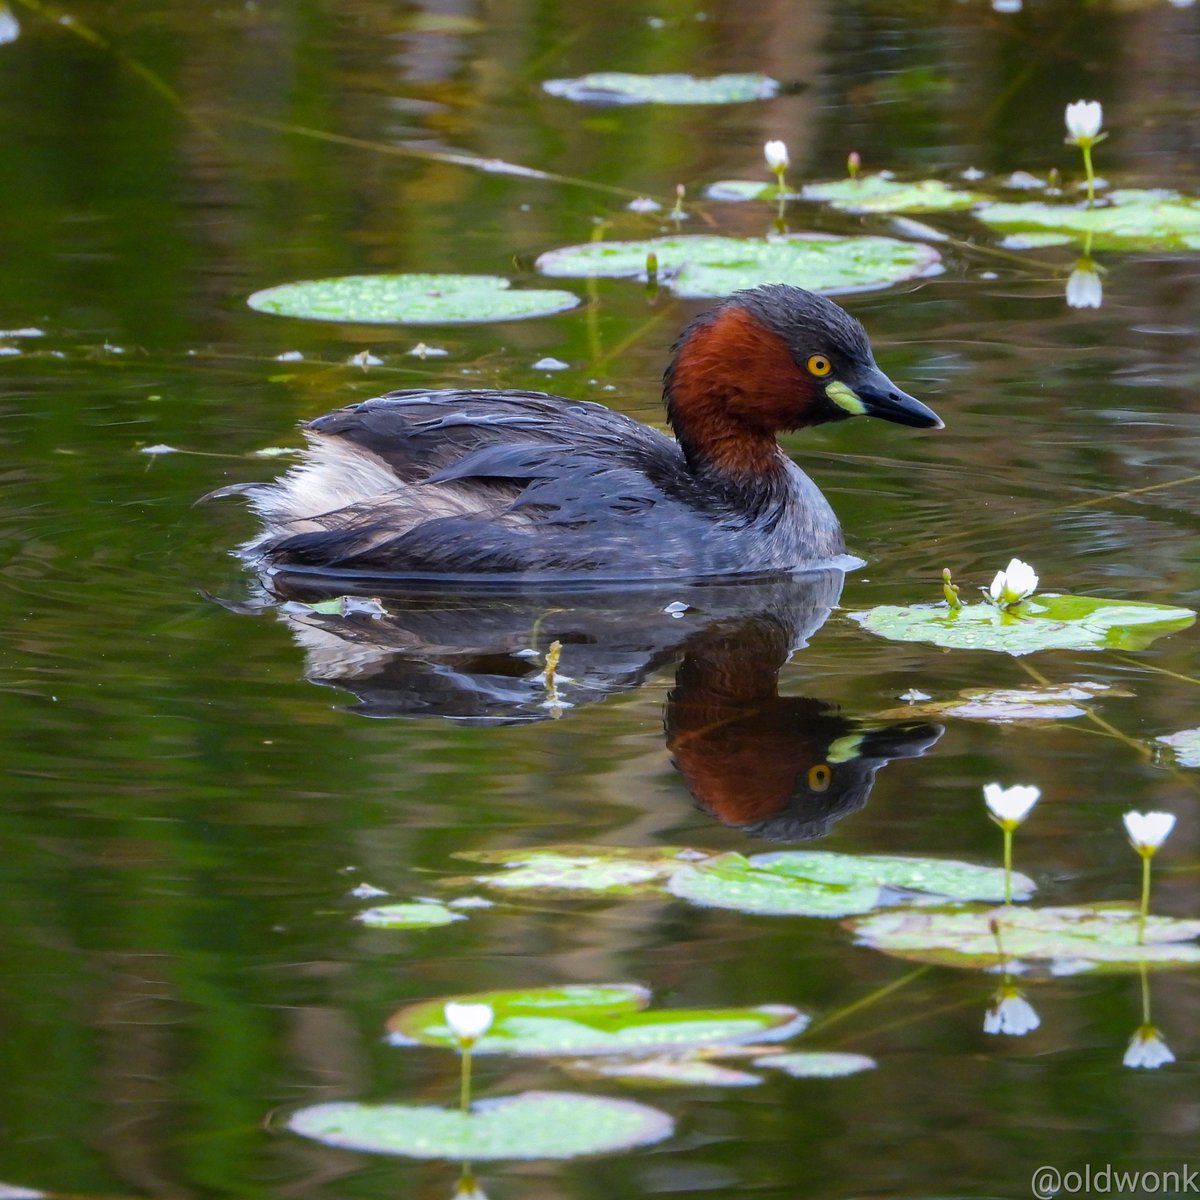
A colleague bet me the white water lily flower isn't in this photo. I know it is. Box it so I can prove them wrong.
[764,140,790,173]
[988,557,1039,607]
[1065,100,1103,144]
[1066,260,1103,309]
[444,1001,494,1045]
[984,782,1041,827]
[984,986,1041,1036]
[1123,810,1176,853]
[1123,1024,1175,1070]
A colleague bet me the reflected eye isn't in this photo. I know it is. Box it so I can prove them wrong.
[807,764,832,793]
[806,354,832,377]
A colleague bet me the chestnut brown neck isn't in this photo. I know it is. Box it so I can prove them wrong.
[664,305,817,479]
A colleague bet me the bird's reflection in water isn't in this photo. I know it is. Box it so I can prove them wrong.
[253,565,942,842]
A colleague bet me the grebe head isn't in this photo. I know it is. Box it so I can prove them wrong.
[664,283,941,476]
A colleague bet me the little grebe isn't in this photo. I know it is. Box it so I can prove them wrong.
[216,284,941,580]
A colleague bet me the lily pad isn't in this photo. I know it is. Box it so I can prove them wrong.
[356,901,465,929]
[387,984,806,1056]
[800,176,981,214]
[876,682,1129,723]
[665,850,1030,918]
[975,190,1200,251]
[750,850,1031,901]
[536,234,942,298]
[847,904,1200,973]
[851,594,1195,657]
[563,1052,763,1088]
[752,1051,876,1078]
[543,71,778,106]
[453,844,703,895]
[247,274,580,325]
[1156,727,1200,767]
[703,180,786,203]
[288,1091,673,1160]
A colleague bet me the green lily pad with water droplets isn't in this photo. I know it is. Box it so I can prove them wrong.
[753,1051,877,1078]
[875,682,1129,723]
[800,176,982,214]
[975,189,1200,250]
[247,274,580,325]
[847,904,1200,973]
[288,1091,673,1160]
[356,901,465,929]
[453,844,703,895]
[1156,727,1200,767]
[536,234,942,298]
[665,850,1029,917]
[851,594,1195,657]
[542,71,779,106]
[387,983,806,1056]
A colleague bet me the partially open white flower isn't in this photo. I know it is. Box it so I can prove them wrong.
[984,782,1041,827]
[1066,260,1103,309]
[984,986,1041,1036]
[988,557,1039,607]
[1065,100,1103,144]
[1123,810,1176,854]
[444,1001,495,1045]
[1123,1024,1175,1070]
[764,140,790,173]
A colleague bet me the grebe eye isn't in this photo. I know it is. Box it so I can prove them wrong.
[807,355,832,377]
[807,764,832,793]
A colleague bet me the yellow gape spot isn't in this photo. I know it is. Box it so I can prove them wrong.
[806,763,832,793]
[825,380,867,416]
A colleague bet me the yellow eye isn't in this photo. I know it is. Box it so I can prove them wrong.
[807,354,832,377]
[807,764,832,793]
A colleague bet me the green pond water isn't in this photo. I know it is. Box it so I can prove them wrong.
[2,0,1199,1196]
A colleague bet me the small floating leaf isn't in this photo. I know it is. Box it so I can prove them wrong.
[666,850,1027,917]
[975,189,1200,251]
[703,180,781,203]
[454,844,701,895]
[536,234,941,298]
[543,71,778,106]
[357,901,464,929]
[753,1051,876,1078]
[851,594,1195,656]
[289,1092,673,1160]
[1156,727,1200,767]
[847,905,1200,973]
[800,176,981,214]
[564,1052,762,1088]
[875,682,1129,723]
[248,274,580,325]
[387,984,805,1056]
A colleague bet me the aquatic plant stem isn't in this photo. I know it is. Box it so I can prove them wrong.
[460,1046,473,1114]
[1139,851,1152,945]
[1003,826,1014,905]
[1140,960,1151,1025]
[1080,142,1096,207]
[805,965,930,1036]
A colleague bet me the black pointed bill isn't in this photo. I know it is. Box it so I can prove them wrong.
[826,367,942,430]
